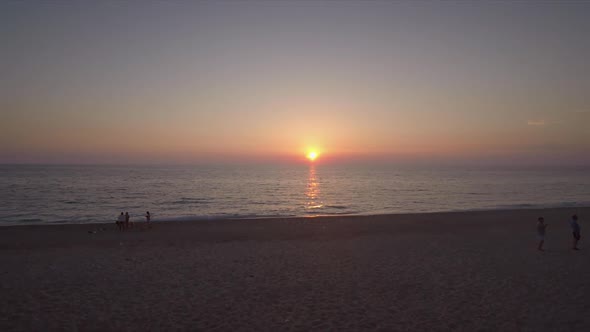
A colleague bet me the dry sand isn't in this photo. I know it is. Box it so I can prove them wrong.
[1,207,589,331]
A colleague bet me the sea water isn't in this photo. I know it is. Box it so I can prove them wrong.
[1,164,589,225]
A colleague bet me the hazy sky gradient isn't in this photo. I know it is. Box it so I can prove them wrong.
[2,1,590,164]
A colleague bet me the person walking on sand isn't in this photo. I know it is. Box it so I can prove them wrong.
[536,217,548,251]
[145,211,151,228]
[116,212,125,231]
[570,214,581,250]
[125,212,130,230]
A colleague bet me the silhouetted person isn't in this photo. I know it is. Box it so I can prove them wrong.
[570,214,581,250]
[125,212,130,230]
[537,217,548,251]
[116,212,124,231]
[145,211,151,228]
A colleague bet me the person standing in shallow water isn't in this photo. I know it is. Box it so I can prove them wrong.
[537,217,548,251]
[570,214,581,250]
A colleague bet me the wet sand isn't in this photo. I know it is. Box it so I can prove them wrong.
[1,207,589,331]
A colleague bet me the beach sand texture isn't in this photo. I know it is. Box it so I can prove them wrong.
[1,208,589,331]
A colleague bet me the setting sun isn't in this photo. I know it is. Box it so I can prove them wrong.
[306,151,319,161]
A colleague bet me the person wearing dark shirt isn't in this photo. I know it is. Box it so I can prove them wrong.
[125,211,130,230]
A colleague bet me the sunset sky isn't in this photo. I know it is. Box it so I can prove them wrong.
[2,1,589,165]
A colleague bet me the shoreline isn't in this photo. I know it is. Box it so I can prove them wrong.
[1,207,587,251]
[2,205,589,228]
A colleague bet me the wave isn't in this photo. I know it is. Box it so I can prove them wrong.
[325,205,349,210]
[18,218,43,223]
[160,213,297,222]
[169,197,212,205]
[492,201,590,210]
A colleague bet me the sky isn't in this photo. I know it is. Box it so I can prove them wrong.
[2,1,590,165]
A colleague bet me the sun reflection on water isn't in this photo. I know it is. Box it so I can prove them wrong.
[305,165,323,210]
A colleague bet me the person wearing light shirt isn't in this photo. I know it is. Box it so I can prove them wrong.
[536,217,548,251]
[116,212,125,231]
[570,214,581,250]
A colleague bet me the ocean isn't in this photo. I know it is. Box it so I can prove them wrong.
[1,164,589,225]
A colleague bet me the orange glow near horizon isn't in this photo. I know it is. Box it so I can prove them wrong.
[306,150,319,162]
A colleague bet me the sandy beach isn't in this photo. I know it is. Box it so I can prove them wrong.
[1,207,589,331]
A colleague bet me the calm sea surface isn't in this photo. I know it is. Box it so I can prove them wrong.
[1,164,590,225]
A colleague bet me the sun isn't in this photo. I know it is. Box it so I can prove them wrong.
[306,151,319,161]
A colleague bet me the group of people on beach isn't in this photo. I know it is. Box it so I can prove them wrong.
[537,214,581,251]
[116,211,151,230]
